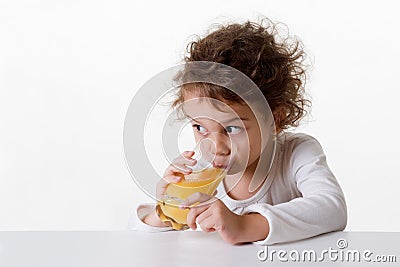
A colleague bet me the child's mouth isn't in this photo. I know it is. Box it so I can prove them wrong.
[212,155,236,169]
[212,162,228,169]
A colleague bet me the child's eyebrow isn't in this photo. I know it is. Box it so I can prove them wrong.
[221,117,250,124]
[188,116,249,124]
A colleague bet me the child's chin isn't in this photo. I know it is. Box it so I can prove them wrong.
[226,163,244,175]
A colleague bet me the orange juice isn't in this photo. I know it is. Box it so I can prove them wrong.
[156,168,225,230]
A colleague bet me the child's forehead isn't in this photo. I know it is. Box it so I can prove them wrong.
[181,96,256,122]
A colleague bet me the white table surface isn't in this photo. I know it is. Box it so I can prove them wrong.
[0,231,399,267]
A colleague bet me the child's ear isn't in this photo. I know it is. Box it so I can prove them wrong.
[272,105,286,133]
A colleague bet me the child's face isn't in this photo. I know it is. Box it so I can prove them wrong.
[182,94,266,174]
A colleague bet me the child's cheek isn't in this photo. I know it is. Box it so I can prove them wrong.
[233,141,251,163]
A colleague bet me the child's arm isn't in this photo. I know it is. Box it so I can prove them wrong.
[128,203,173,232]
[237,213,270,243]
[181,135,346,245]
[143,209,172,227]
[242,135,347,245]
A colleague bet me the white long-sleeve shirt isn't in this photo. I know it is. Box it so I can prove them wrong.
[128,132,347,245]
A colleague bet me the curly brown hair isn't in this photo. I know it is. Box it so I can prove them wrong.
[173,18,311,130]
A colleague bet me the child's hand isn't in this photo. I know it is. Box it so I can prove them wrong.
[156,151,197,199]
[143,151,197,228]
[180,193,245,245]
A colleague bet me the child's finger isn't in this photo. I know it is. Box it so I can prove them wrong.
[186,204,210,230]
[163,151,196,177]
[172,154,197,167]
[156,174,182,199]
[170,163,193,174]
[165,164,192,175]
[194,208,217,232]
[156,179,169,199]
[186,201,220,230]
[164,159,193,174]
[163,174,184,184]
[180,192,215,208]
[182,150,195,158]
[197,214,217,233]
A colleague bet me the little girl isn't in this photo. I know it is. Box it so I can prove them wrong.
[129,19,347,245]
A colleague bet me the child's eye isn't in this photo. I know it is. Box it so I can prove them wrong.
[192,124,208,134]
[225,126,243,134]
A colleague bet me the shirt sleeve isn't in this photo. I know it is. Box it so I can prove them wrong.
[127,203,173,232]
[243,135,347,245]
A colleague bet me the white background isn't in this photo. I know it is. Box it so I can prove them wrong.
[1,0,399,231]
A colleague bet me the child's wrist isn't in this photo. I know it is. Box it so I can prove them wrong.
[237,213,270,243]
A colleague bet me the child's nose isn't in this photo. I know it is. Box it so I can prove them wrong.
[209,132,230,156]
